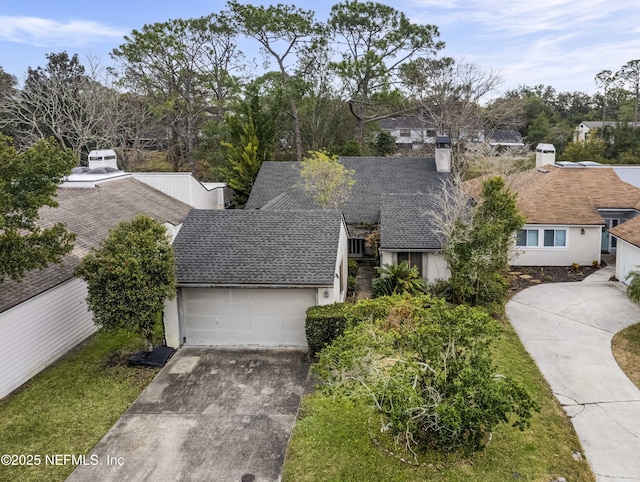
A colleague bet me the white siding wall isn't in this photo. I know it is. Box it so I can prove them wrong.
[319,218,349,305]
[615,239,640,283]
[512,225,601,266]
[427,254,450,281]
[0,279,96,399]
[131,173,225,209]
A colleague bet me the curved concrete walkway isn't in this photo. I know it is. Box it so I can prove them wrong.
[507,280,640,482]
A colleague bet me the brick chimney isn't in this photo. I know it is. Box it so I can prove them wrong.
[435,135,451,173]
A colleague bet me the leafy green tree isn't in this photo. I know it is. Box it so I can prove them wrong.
[112,14,243,172]
[299,150,355,209]
[595,69,617,135]
[0,67,17,137]
[228,0,325,162]
[0,135,76,282]
[372,261,426,297]
[618,60,640,126]
[296,46,357,152]
[220,114,261,207]
[525,112,551,145]
[371,130,397,156]
[313,295,538,455]
[443,177,524,307]
[559,137,606,163]
[329,0,443,144]
[74,215,176,352]
[335,140,363,156]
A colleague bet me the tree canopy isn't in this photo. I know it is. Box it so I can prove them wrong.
[329,0,443,144]
[74,215,176,352]
[4,5,640,172]
[299,150,355,209]
[0,135,76,282]
[437,176,524,308]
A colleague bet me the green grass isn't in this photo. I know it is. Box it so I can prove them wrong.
[612,322,640,389]
[0,329,160,482]
[283,319,595,482]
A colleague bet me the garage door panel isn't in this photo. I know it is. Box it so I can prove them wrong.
[181,288,316,346]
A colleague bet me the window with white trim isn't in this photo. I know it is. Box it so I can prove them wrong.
[543,229,566,247]
[516,228,567,248]
[516,229,538,247]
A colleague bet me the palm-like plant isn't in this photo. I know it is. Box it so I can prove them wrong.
[626,268,640,305]
[372,261,426,298]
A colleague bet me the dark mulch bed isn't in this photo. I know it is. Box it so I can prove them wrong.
[508,264,600,296]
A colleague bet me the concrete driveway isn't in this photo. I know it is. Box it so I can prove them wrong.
[507,281,640,482]
[67,347,310,482]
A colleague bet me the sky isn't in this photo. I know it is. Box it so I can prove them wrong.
[1,0,640,96]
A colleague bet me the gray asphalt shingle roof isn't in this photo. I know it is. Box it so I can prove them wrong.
[246,157,451,224]
[173,209,343,286]
[0,177,191,313]
[260,192,306,211]
[379,193,446,250]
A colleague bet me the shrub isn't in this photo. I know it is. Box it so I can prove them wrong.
[347,275,357,293]
[313,295,539,455]
[305,303,353,356]
[348,259,359,278]
[372,262,426,297]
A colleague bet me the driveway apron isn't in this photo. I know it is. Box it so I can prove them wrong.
[67,347,310,482]
[507,282,640,482]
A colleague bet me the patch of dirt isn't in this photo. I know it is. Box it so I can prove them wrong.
[508,265,599,296]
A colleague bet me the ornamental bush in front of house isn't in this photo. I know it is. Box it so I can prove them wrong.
[312,294,539,456]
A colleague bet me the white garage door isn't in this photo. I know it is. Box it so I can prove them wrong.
[180,287,317,346]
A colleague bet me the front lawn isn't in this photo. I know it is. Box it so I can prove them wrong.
[612,322,640,389]
[283,320,595,481]
[0,329,159,482]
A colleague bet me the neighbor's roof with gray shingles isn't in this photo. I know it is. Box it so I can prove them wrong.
[173,209,343,286]
[259,192,306,211]
[379,193,446,250]
[0,177,191,313]
[245,157,451,224]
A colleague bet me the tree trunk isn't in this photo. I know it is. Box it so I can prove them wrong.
[144,335,154,353]
[291,100,303,162]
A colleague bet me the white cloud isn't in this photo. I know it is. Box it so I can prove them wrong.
[0,16,127,47]
[401,0,640,92]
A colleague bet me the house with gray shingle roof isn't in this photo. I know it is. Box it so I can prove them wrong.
[379,193,450,281]
[0,176,191,399]
[246,154,453,282]
[164,209,349,347]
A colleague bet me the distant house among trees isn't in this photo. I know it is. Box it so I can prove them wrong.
[573,121,638,142]
[380,116,524,150]
[379,115,437,150]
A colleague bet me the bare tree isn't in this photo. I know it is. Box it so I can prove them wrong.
[0,52,124,159]
[400,57,502,162]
